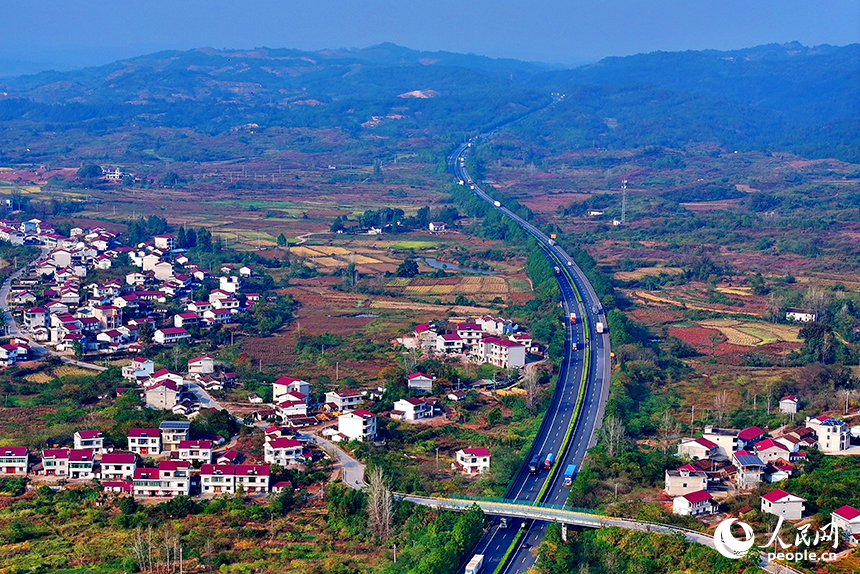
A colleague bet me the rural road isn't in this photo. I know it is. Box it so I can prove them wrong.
[310,432,366,488]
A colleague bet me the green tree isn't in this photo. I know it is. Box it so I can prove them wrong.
[487,407,502,426]
[276,233,287,247]
[72,339,83,360]
[396,258,419,278]
[138,321,154,346]
[76,164,102,179]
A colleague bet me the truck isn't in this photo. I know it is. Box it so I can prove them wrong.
[544,452,555,469]
[553,266,561,275]
[570,312,577,324]
[465,554,484,574]
[595,322,604,334]
[493,200,501,207]
[564,464,577,486]
[528,454,542,475]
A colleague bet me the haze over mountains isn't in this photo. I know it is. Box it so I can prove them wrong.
[0,42,857,164]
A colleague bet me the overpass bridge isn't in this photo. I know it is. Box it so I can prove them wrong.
[398,494,805,574]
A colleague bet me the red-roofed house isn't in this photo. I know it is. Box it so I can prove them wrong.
[436,333,464,353]
[832,506,860,539]
[174,312,201,328]
[407,372,433,393]
[153,327,190,345]
[177,440,213,463]
[673,490,716,516]
[456,323,483,346]
[476,336,526,368]
[754,439,790,463]
[456,447,491,474]
[188,354,215,375]
[200,464,270,494]
[144,381,180,410]
[0,447,28,474]
[264,437,304,465]
[779,395,799,414]
[42,448,95,478]
[677,437,719,460]
[664,465,708,497]
[133,460,191,498]
[273,377,310,402]
[393,397,432,421]
[128,428,161,455]
[73,430,105,454]
[325,389,365,412]
[216,450,240,465]
[99,452,137,480]
[338,409,377,442]
[738,426,766,445]
[761,489,805,520]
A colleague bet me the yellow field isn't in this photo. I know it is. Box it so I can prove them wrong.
[716,287,752,296]
[351,254,381,264]
[291,246,327,257]
[24,372,53,383]
[699,318,800,347]
[52,365,96,378]
[313,256,345,268]
[615,267,683,281]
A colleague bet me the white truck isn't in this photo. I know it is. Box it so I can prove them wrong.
[465,554,484,574]
[595,322,604,334]
[493,201,501,207]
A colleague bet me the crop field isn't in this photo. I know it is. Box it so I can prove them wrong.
[388,240,438,249]
[614,266,683,281]
[699,318,800,346]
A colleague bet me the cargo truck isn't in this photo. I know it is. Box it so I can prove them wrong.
[465,554,484,574]
[595,322,604,334]
[528,454,542,475]
[544,452,555,469]
[564,464,577,486]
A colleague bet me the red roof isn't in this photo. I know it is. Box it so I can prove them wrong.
[69,449,94,462]
[762,489,793,503]
[75,430,102,439]
[0,447,27,457]
[408,372,431,379]
[102,452,136,464]
[457,323,482,331]
[159,460,190,470]
[351,409,374,417]
[755,439,788,452]
[834,505,860,521]
[269,437,302,448]
[179,440,212,449]
[188,354,214,364]
[134,468,160,479]
[158,327,188,335]
[217,450,239,462]
[739,426,766,441]
[692,437,718,449]
[780,395,798,403]
[682,490,713,503]
[461,447,490,457]
[128,428,160,437]
[275,376,303,386]
[677,464,699,472]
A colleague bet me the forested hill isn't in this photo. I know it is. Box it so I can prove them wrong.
[535,42,860,125]
[0,42,856,165]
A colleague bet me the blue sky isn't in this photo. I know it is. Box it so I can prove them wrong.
[1,0,858,74]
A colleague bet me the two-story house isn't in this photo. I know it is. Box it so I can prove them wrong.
[128,428,161,456]
[392,398,432,421]
[761,489,806,521]
[664,465,708,497]
[263,437,304,466]
[0,447,28,474]
[337,409,377,442]
[99,452,137,481]
[159,421,191,452]
[455,447,491,474]
[73,430,105,454]
[325,389,365,412]
[200,464,270,494]
[177,440,213,464]
[133,461,191,498]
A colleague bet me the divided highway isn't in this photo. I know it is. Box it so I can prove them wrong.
[448,141,612,573]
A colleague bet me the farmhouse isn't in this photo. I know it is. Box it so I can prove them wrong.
[785,308,816,323]
[325,389,365,412]
[761,489,805,520]
[806,415,850,453]
[407,372,433,393]
[200,464,270,494]
[73,430,105,454]
[154,327,190,345]
[673,490,716,516]
[133,461,191,498]
[338,409,377,442]
[392,398,433,421]
[832,506,860,540]
[664,465,708,497]
[99,452,137,481]
[779,395,799,414]
[677,437,718,460]
[128,428,161,456]
[177,440,213,463]
[188,354,215,374]
[264,437,304,465]
[159,420,191,452]
[0,447,28,474]
[455,447,491,474]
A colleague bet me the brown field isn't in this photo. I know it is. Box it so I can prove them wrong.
[614,266,683,281]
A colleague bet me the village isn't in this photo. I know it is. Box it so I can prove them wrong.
[0,213,539,503]
[667,394,860,543]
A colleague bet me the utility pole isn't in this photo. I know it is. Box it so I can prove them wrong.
[621,180,628,225]
[690,405,695,426]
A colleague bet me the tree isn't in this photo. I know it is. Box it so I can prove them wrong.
[487,407,502,426]
[76,164,102,179]
[72,339,83,360]
[366,466,393,540]
[524,369,538,414]
[138,321,154,346]
[396,258,419,278]
[599,416,626,458]
[197,227,212,252]
[276,233,287,247]
[713,390,730,425]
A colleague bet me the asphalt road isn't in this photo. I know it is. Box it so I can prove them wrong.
[450,142,612,573]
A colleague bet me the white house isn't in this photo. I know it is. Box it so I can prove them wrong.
[325,389,365,412]
[199,464,270,494]
[701,427,741,456]
[99,452,137,481]
[177,440,213,463]
[133,461,191,498]
[73,430,105,454]
[664,465,708,497]
[0,447,28,474]
[832,505,860,540]
[806,415,850,453]
[144,381,180,410]
[785,308,816,323]
[393,398,432,421]
[436,333,464,353]
[273,376,310,402]
[264,437,304,466]
[761,489,806,520]
[753,439,790,463]
[455,447,491,474]
[338,409,377,442]
[475,336,526,368]
[456,323,483,347]
[677,437,719,460]
[732,450,766,489]
[407,372,433,393]
[153,327,190,345]
[673,490,716,516]
[779,395,799,415]
[42,448,95,479]
[159,421,191,452]
[188,354,215,375]
[127,428,161,456]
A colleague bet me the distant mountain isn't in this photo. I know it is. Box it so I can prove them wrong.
[535,42,860,125]
[0,42,856,165]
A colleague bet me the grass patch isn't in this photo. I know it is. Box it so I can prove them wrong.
[388,241,438,249]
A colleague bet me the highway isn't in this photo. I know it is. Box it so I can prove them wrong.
[448,141,612,572]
